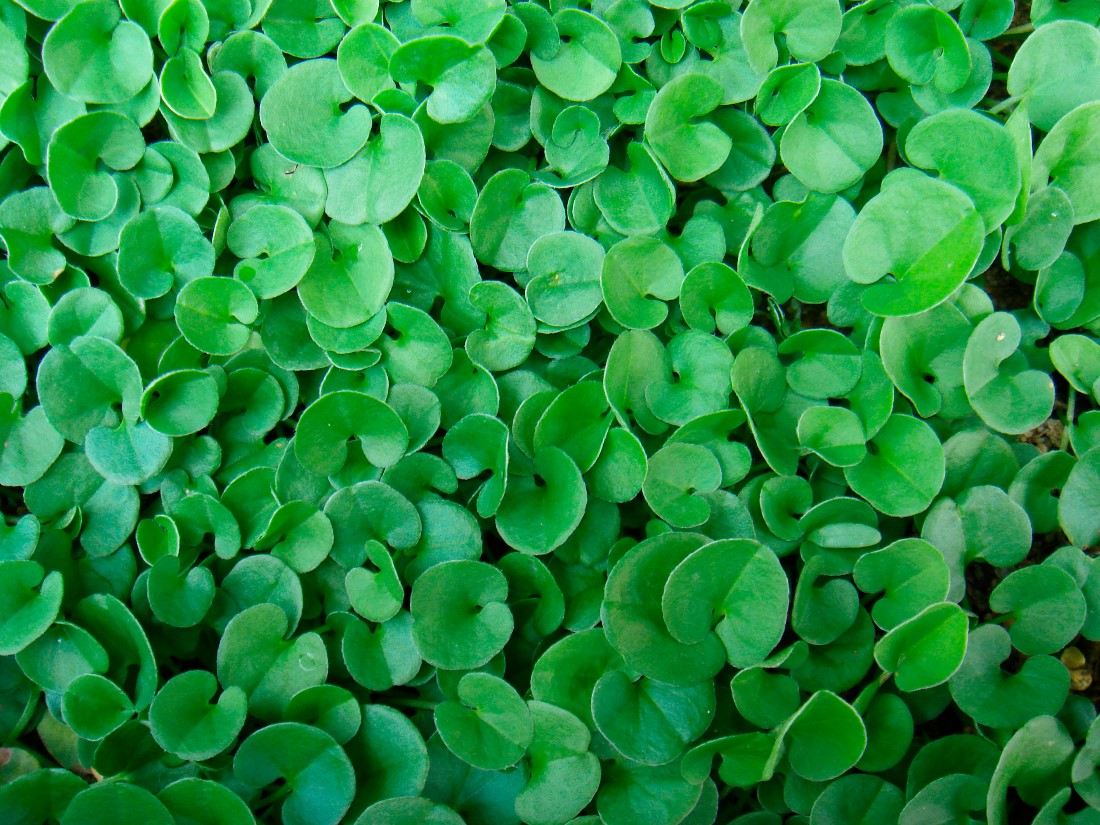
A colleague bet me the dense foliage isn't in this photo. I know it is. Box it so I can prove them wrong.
[1,0,1100,823]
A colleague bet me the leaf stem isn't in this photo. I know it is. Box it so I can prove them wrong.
[1061,391,1076,451]
[1001,23,1035,36]
[255,782,293,814]
[766,297,789,341]
[989,48,1013,69]
[988,96,1021,116]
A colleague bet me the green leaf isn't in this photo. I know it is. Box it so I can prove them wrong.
[435,672,533,770]
[0,560,63,655]
[259,58,371,168]
[989,716,1077,825]
[160,49,217,120]
[149,670,247,761]
[466,280,536,372]
[234,723,355,825]
[853,538,951,630]
[533,382,614,472]
[662,539,788,667]
[85,420,172,485]
[345,702,427,806]
[874,602,969,691]
[0,770,86,825]
[843,169,984,317]
[780,79,883,194]
[530,9,621,102]
[337,23,399,103]
[810,775,904,825]
[1060,447,1100,549]
[1032,100,1100,225]
[390,36,496,124]
[324,113,425,226]
[797,406,867,467]
[471,168,566,272]
[602,235,684,331]
[885,4,971,92]
[42,0,153,104]
[5,4,1099,818]
[594,142,674,237]
[295,390,408,475]
[158,779,255,825]
[141,369,220,437]
[646,330,734,426]
[228,203,315,298]
[603,532,726,687]
[741,0,842,73]
[174,276,259,356]
[44,285,120,352]
[645,73,732,183]
[216,603,328,721]
[352,798,464,825]
[526,231,606,329]
[963,311,1055,434]
[592,671,714,765]
[780,691,867,782]
[46,111,144,222]
[60,672,133,740]
[643,443,722,529]
[949,624,1069,729]
[598,760,704,825]
[0,188,74,284]
[679,261,754,336]
[496,447,587,555]
[844,414,945,518]
[1007,20,1100,132]
[989,565,1087,655]
[905,108,1020,232]
[879,303,972,419]
[298,223,394,329]
[60,784,173,825]
[147,554,215,627]
[0,400,64,487]
[516,701,601,825]
[410,560,513,670]
[756,63,821,127]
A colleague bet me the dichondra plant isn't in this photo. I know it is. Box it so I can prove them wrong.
[1,0,1100,824]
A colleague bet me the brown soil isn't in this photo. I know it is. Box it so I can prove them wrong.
[964,560,1000,622]
[983,260,1034,312]
[1018,418,1065,453]
[796,300,833,331]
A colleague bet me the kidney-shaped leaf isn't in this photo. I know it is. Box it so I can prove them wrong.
[662,539,788,668]
[234,723,355,825]
[843,169,984,317]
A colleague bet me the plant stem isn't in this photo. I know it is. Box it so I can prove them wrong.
[255,782,293,815]
[1061,391,1077,451]
[988,95,1021,115]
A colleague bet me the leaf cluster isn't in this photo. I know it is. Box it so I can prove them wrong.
[1,0,1100,824]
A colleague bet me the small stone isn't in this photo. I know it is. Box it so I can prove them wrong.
[1071,669,1093,692]
[1062,645,1087,670]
